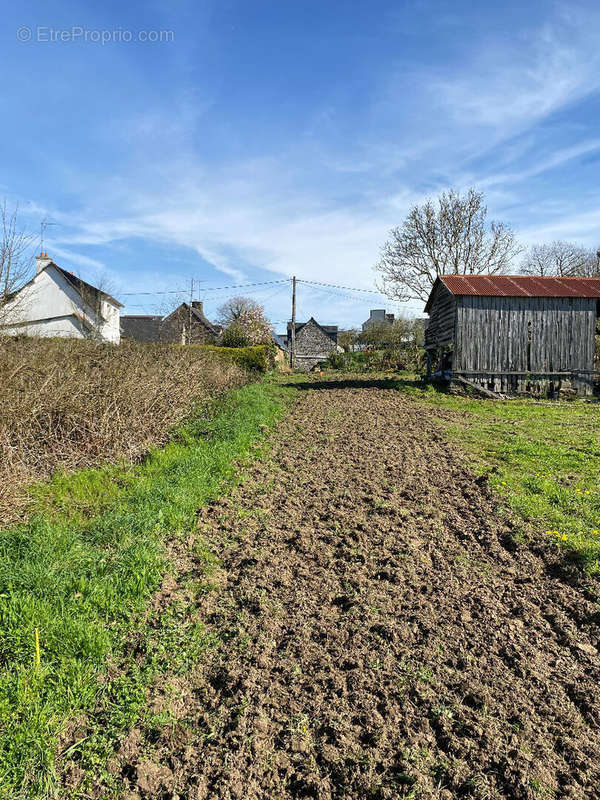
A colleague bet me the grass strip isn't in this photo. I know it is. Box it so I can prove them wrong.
[0,381,294,799]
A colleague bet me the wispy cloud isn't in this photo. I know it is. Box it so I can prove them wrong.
[433,9,600,139]
[520,205,600,246]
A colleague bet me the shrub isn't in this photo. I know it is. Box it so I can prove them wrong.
[200,344,273,373]
[326,346,425,373]
[0,337,247,524]
[221,323,252,348]
[327,352,348,370]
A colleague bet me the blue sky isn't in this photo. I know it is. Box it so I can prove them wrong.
[3,0,600,328]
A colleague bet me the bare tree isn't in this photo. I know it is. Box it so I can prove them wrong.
[375,189,521,302]
[520,241,599,277]
[0,201,35,325]
[217,296,261,325]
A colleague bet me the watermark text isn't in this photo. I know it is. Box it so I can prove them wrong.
[17,26,174,44]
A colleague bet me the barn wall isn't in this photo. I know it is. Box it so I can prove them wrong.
[454,295,597,395]
[424,283,456,351]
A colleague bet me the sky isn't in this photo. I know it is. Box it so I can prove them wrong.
[3,0,600,329]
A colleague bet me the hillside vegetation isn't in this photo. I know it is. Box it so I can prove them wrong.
[0,338,253,524]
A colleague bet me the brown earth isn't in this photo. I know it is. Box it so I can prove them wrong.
[110,378,600,799]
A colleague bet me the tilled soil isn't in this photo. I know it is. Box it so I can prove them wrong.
[114,380,600,799]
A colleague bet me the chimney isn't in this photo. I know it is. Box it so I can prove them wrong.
[36,252,52,274]
[191,300,204,313]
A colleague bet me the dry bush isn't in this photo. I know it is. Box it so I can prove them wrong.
[0,337,248,523]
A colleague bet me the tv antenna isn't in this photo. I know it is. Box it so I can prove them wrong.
[40,218,58,252]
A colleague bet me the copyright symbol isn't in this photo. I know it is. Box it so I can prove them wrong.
[17,26,32,42]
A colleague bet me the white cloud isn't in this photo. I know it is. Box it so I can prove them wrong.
[477,139,600,189]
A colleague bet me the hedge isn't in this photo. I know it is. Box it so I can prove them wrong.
[199,344,273,373]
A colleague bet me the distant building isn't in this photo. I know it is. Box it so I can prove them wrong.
[362,309,394,331]
[1,253,122,343]
[287,317,339,371]
[273,332,288,352]
[121,301,219,345]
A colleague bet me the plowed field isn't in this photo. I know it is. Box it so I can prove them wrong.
[111,379,600,800]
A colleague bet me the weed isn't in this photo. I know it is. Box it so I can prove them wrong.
[529,777,557,797]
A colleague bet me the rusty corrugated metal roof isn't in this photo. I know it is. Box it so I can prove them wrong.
[439,274,600,299]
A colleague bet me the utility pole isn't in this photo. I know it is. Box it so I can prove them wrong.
[290,276,296,369]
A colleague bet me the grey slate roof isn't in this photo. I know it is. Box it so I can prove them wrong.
[272,332,288,351]
[120,315,163,342]
[287,318,338,344]
[167,302,219,335]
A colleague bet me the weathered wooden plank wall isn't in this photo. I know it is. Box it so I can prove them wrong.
[424,283,456,352]
[453,296,597,395]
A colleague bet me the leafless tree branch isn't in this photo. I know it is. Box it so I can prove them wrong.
[520,241,599,277]
[375,189,522,303]
[0,201,35,325]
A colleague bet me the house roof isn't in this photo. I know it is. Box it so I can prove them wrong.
[164,302,219,334]
[287,317,338,342]
[190,304,218,332]
[9,261,124,309]
[121,315,163,342]
[272,332,288,351]
[54,264,123,307]
[426,274,600,312]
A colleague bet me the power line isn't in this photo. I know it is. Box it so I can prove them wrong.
[119,279,290,297]
[297,282,370,306]
[200,279,290,292]
[112,278,386,300]
[119,288,189,297]
[297,279,384,295]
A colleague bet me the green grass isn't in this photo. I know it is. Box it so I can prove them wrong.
[395,377,600,575]
[0,381,293,799]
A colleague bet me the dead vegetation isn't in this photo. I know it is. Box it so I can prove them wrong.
[0,336,247,524]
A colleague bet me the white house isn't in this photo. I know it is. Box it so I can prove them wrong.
[1,253,122,343]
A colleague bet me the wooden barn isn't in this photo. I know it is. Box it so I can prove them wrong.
[424,275,600,396]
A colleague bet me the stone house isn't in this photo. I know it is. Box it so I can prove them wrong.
[121,301,219,344]
[1,252,122,343]
[287,317,339,371]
